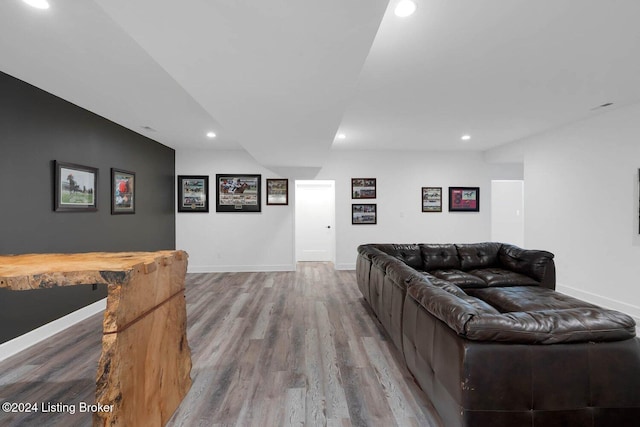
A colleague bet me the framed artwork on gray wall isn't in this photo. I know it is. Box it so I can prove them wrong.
[216,174,262,212]
[54,160,98,212]
[177,175,209,212]
[111,168,135,214]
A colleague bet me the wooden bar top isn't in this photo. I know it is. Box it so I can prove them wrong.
[0,249,192,426]
[0,250,186,290]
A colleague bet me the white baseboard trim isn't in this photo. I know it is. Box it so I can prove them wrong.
[335,263,356,271]
[556,283,640,335]
[187,264,296,273]
[0,298,107,363]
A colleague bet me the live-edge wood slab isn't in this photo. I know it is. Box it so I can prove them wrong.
[0,250,192,427]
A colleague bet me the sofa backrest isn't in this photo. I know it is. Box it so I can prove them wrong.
[360,242,557,289]
[498,243,555,283]
[456,242,502,270]
[419,244,461,271]
[362,243,423,271]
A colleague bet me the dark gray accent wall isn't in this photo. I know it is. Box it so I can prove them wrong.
[0,71,176,344]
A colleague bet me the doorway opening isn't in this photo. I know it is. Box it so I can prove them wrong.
[294,180,336,263]
[491,180,525,247]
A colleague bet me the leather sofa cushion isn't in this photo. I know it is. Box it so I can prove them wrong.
[468,268,539,287]
[466,286,598,312]
[456,242,502,270]
[407,277,499,335]
[422,275,468,298]
[430,269,487,288]
[464,308,636,344]
[420,244,460,271]
[498,243,554,282]
[385,261,422,289]
[374,244,423,270]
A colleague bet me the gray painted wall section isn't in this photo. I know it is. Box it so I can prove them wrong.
[0,71,176,343]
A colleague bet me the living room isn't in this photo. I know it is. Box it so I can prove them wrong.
[1,1,640,426]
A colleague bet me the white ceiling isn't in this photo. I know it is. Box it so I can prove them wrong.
[2,0,640,173]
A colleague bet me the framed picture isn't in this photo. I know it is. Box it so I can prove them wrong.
[449,187,480,212]
[352,178,376,199]
[352,203,377,224]
[266,178,288,205]
[177,175,209,212]
[111,168,135,214]
[216,174,262,212]
[422,187,442,212]
[54,161,98,212]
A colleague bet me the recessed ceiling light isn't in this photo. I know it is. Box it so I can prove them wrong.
[206,131,216,138]
[22,0,50,9]
[337,133,346,140]
[461,134,471,141]
[394,0,417,17]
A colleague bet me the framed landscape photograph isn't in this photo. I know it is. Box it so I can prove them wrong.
[111,168,135,214]
[216,174,262,212]
[177,175,209,212]
[352,178,376,199]
[352,203,377,224]
[54,161,98,212]
[422,187,442,212]
[449,186,480,212]
[266,178,288,205]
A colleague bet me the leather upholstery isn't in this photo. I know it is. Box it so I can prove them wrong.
[356,242,640,426]
[420,244,461,270]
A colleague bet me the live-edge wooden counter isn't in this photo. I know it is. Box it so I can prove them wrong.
[0,250,192,427]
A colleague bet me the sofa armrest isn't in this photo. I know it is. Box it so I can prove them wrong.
[464,308,637,344]
[499,244,556,289]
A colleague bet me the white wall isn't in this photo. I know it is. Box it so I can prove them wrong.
[176,148,522,271]
[488,103,640,325]
[176,149,295,272]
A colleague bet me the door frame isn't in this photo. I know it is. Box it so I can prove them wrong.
[294,180,336,264]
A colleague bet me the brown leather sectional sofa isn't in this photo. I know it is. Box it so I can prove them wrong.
[356,242,640,427]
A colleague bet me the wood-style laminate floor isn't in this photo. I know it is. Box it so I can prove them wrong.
[0,263,441,427]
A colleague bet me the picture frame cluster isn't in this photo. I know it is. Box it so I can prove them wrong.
[352,178,377,224]
[177,175,290,213]
[53,160,136,215]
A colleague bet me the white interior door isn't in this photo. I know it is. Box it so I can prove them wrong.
[295,180,335,262]
[491,180,525,247]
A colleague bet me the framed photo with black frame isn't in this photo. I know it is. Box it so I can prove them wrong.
[111,168,135,214]
[352,203,377,224]
[422,187,442,212]
[266,178,288,205]
[352,178,376,199]
[216,174,262,212]
[448,186,480,212]
[177,175,209,212]
[54,160,98,212]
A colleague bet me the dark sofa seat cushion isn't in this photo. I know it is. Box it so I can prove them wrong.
[466,286,598,312]
[464,308,637,344]
[468,267,539,287]
[430,269,487,288]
